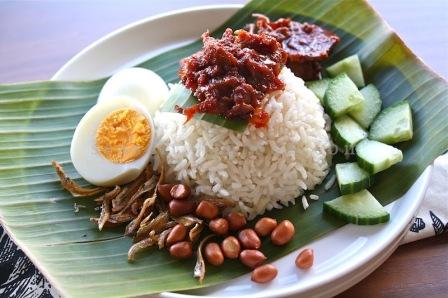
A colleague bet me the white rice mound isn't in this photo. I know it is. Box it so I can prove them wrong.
[154,67,332,219]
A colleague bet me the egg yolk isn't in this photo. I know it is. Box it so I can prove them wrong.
[96,108,150,163]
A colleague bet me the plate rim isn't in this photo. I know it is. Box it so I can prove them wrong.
[34,3,432,297]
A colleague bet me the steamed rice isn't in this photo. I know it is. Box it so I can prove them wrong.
[154,67,331,219]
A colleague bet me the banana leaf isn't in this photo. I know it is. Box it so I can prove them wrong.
[0,0,447,297]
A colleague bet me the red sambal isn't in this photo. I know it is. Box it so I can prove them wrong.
[178,28,288,124]
[249,14,340,81]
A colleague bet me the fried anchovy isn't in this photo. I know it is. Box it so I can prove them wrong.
[134,212,169,242]
[97,186,121,231]
[52,161,106,197]
[112,166,153,212]
[109,212,134,223]
[175,215,203,227]
[125,196,156,236]
[194,234,214,283]
[140,212,154,226]
[90,217,122,228]
[189,222,204,243]
[119,178,156,215]
[157,227,173,249]
[128,231,158,262]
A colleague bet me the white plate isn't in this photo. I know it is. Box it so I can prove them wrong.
[52,5,431,298]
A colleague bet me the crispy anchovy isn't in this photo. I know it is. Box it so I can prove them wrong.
[194,234,214,283]
[131,199,143,216]
[51,161,106,197]
[90,217,123,228]
[157,227,173,249]
[112,166,153,212]
[176,215,203,227]
[109,212,134,223]
[119,178,156,215]
[125,196,156,236]
[128,231,158,262]
[105,186,128,206]
[189,222,204,243]
[97,186,121,231]
[134,212,169,242]
[140,212,154,226]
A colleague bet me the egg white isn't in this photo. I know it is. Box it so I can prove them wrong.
[97,67,168,115]
[70,98,155,187]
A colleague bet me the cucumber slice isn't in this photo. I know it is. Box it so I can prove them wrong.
[369,100,413,144]
[326,54,365,88]
[306,78,330,104]
[332,115,367,149]
[349,84,382,129]
[323,189,390,225]
[336,162,373,195]
[355,139,403,174]
[324,73,365,118]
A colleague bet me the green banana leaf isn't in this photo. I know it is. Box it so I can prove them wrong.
[1,0,447,297]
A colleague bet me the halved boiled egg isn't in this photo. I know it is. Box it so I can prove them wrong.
[97,67,168,115]
[70,98,155,186]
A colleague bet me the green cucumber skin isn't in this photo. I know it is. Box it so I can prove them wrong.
[331,116,367,149]
[369,100,413,144]
[326,54,365,88]
[323,190,390,225]
[336,162,374,195]
[356,154,376,174]
[339,175,374,195]
[355,139,403,174]
[349,84,382,129]
[324,74,365,118]
[323,202,390,225]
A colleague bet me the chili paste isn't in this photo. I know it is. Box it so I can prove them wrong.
[178,28,288,123]
[249,14,340,80]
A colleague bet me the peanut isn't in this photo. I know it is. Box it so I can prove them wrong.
[221,236,241,259]
[254,217,277,237]
[168,200,195,217]
[166,224,187,246]
[226,211,247,231]
[170,184,191,200]
[204,242,224,266]
[239,249,266,268]
[195,200,219,220]
[295,248,314,269]
[271,220,295,245]
[157,184,174,201]
[169,241,193,259]
[238,228,261,249]
[209,218,229,236]
[251,264,278,283]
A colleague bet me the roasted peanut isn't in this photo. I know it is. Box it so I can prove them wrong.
[226,211,247,231]
[166,224,187,246]
[221,236,241,259]
[170,184,191,200]
[238,228,261,249]
[168,200,195,217]
[254,217,277,237]
[295,248,314,269]
[204,242,224,266]
[209,218,229,236]
[157,184,174,201]
[239,249,266,268]
[251,264,278,283]
[195,200,219,220]
[271,220,295,245]
[169,241,193,259]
